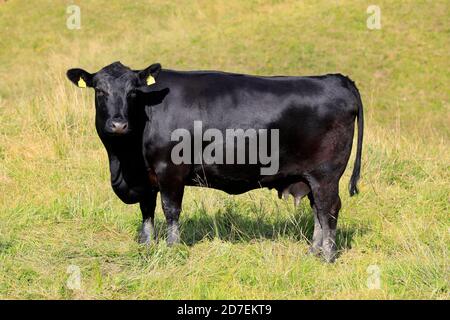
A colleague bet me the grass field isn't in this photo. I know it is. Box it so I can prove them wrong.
[0,0,448,299]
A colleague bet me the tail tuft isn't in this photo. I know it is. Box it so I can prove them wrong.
[349,171,360,196]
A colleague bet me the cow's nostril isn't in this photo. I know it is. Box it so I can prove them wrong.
[111,121,128,133]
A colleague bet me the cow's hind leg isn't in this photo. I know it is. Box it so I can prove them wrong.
[307,193,323,256]
[139,190,158,245]
[308,180,341,263]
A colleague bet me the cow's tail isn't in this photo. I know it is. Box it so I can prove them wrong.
[348,79,364,196]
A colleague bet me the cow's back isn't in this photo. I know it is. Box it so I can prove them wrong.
[144,70,359,193]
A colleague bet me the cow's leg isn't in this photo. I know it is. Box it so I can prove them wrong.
[309,180,341,263]
[307,193,323,256]
[159,182,184,246]
[138,190,158,244]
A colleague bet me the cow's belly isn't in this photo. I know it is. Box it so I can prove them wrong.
[187,163,307,195]
[187,164,257,194]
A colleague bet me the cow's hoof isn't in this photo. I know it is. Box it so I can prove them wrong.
[138,238,151,245]
[138,232,156,245]
[308,246,322,257]
[322,250,337,263]
[166,237,180,246]
[167,222,180,245]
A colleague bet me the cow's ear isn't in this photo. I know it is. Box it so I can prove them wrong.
[66,68,94,88]
[138,63,161,86]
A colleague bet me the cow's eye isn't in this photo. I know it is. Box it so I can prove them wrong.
[128,90,137,99]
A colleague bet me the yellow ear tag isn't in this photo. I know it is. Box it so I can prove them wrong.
[146,75,155,86]
[77,77,87,88]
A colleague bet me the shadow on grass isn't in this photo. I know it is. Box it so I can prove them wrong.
[152,199,365,252]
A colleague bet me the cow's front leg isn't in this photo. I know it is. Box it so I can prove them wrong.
[159,181,184,246]
[138,190,158,245]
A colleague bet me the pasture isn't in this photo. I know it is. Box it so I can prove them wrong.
[0,0,448,299]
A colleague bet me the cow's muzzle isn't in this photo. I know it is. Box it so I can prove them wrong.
[109,120,129,135]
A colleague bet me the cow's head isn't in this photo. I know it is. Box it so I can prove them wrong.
[66,61,162,137]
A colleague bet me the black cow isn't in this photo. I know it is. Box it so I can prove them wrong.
[66,61,363,262]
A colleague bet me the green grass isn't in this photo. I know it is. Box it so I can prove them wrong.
[0,0,448,299]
